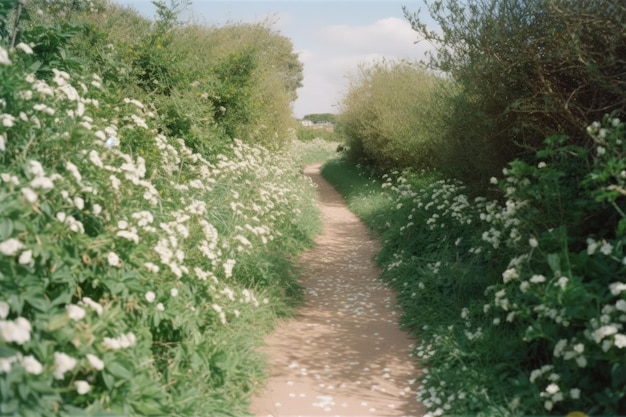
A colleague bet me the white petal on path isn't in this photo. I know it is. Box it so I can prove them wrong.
[249,163,426,417]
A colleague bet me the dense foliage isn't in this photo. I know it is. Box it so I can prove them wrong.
[0,1,333,415]
[338,60,445,172]
[402,0,626,183]
[324,117,626,415]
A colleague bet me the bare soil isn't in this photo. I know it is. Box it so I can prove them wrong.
[249,163,425,417]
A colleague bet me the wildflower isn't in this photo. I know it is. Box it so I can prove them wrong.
[156,303,164,311]
[86,353,104,370]
[537,162,547,169]
[144,262,159,273]
[21,187,38,204]
[490,177,498,185]
[18,249,33,265]
[66,304,86,321]
[15,42,33,55]
[592,325,618,343]
[596,146,606,156]
[530,274,546,283]
[82,297,103,316]
[529,237,538,248]
[600,240,613,255]
[107,251,120,267]
[545,383,560,394]
[0,317,31,344]
[615,334,626,348]
[75,380,91,395]
[0,238,24,256]
[170,288,178,297]
[0,45,11,65]
[576,355,587,367]
[53,352,77,379]
[21,355,43,375]
[570,388,581,399]
[145,291,156,303]
[557,276,568,289]
[0,301,8,319]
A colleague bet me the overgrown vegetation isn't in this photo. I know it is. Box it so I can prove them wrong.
[330,0,626,416]
[324,118,626,415]
[337,60,445,173]
[0,1,336,415]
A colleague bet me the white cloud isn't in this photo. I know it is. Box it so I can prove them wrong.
[293,17,432,117]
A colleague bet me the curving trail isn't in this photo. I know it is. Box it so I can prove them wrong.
[249,163,425,417]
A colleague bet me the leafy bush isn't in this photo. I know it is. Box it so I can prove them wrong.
[403,0,626,184]
[323,116,626,416]
[0,19,320,417]
[337,59,446,173]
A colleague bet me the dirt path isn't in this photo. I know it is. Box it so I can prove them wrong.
[249,163,425,417]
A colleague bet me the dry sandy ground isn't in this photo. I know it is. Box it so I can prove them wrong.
[249,163,426,417]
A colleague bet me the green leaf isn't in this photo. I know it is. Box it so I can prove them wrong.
[106,361,133,380]
[546,253,561,277]
[0,220,13,240]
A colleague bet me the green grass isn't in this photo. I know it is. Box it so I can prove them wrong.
[320,157,393,231]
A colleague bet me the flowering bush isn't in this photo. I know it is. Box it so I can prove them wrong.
[325,115,626,416]
[0,37,320,415]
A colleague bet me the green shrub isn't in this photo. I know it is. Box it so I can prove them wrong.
[404,0,626,185]
[323,116,626,416]
[337,59,446,173]
[0,10,318,416]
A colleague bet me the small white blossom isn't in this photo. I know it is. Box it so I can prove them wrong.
[107,251,120,267]
[18,249,33,265]
[570,388,581,399]
[86,353,104,370]
[21,187,38,204]
[0,238,24,256]
[145,291,156,303]
[53,352,77,379]
[0,45,11,65]
[170,288,178,297]
[156,303,164,311]
[75,380,91,395]
[0,301,8,319]
[15,43,33,55]
[21,355,43,375]
[66,304,86,321]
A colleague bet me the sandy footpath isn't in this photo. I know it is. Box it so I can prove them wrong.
[249,163,425,417]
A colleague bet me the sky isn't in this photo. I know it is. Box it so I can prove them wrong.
[114,1,435,118]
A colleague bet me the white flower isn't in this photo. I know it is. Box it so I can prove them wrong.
[86,353,104,370]
[17,249,33,266]
[490,177,498,185]
[107,251,120,267]
[557,276,568,289]
[66,304,86,321]
[53,352,77,379]
[0,238,24,256]
[144,262,159,273]
[609,282,626,295]
[170,288,178,297]
[0,317,31,344]
[592,325,618,343]
[537,162,547,169]
[81,297,103,316]
[597,146,606,156]
[74,196,85,210]
[0,45,11,65]
[21,187,38,204]
[0,301,8,319]
[21,355,43,375]
[15,42,33,55]
[570,388,581,399]
[615,333,626,349]
[156,303,164,311]
[529,274,546,284]
[545,383,560,394]
[145,291,156,303]
[529,237,538,248]
[616,299,626,312]
[576,355,587,368]
[75,380,91,395]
